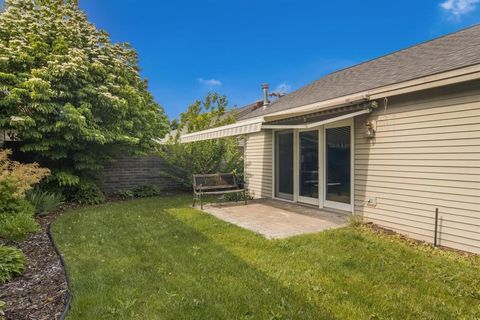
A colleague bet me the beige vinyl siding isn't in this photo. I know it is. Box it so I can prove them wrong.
[354,83,480,254]
[244,130,273,199]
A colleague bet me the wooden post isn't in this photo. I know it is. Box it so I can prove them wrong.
[434,208,439,247]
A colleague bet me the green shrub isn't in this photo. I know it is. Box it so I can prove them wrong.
[0,299,5,320]
[71,181,105,205]
[132,185,160,198]
[223,191,252,202]
[117,189,134,200]
[0,245,27,284]
[0,203,38,241]
[26,188,64,216]
[158,93,244,189]
[0,181,39,241]
[0,150,48,240]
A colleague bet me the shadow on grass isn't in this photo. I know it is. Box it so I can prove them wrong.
[52,196,480,320]
[51,197,334,320]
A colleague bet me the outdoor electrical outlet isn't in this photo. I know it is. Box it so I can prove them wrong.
[367,197,377,207]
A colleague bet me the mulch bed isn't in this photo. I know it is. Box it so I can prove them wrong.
[0,204,77,320]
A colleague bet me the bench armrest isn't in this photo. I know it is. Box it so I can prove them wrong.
[192,183,203,192]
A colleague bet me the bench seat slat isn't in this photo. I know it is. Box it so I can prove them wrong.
[196,189,245,195]
[196,185,237,190]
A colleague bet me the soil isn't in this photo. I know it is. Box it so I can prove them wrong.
[0,205,76,320]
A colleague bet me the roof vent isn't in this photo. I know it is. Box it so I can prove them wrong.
[262,83,270,110]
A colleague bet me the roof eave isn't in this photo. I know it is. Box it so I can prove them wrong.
[179,63,480,143]
[259,63,480,122]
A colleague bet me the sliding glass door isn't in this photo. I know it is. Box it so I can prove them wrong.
[324,124,351,211]
[273,121,353,212]
[275,131,294,200]
[298,130,319,205]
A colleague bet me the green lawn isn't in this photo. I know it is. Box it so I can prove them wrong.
[51,195,480,319]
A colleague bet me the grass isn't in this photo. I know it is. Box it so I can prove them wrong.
[51,195,480,319]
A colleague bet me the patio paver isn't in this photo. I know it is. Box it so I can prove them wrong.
[201,199,349,238]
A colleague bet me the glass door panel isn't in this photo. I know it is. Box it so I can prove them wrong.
[298,130,319,204]
[325,126,351,207]
[275,131,294,200]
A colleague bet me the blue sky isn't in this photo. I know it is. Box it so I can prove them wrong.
[3,1,480,119]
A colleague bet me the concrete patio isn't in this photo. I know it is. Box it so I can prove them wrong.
[201,199,349,239]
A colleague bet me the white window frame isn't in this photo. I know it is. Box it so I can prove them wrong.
[297,127,323,206]
[270,118,355,213]
[272,130,295,202]
[323,118,354,212]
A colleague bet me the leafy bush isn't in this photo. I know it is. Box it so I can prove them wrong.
[0,150,49,240]
[70,181,105,205]
[0,299,5,320]
[26,188,64,216]
[159,93,244,189]
[0,206,38,241]
[0,245,27,284]
[117,189,134,200]
[132,185,160,198]
[223,190,253,202]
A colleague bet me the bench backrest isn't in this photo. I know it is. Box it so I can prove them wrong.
[193,173,237,190]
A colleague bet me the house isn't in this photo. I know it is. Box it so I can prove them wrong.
[180,25,480,254]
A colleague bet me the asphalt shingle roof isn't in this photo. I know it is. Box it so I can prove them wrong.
[240,24,480,120]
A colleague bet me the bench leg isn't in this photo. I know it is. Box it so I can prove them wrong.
[235,192,238,202]
[200,193,203,210]
[192,193,196,207]
[244,190,247,205]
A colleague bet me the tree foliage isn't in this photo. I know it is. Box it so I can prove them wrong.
[0,0,169,188]
[159,92,244,189]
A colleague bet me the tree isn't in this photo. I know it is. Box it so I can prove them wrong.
[0,0,169,190]
[169,119,179,131]
[159,92,244,189]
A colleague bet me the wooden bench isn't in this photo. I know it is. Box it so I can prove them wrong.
[192,173,247,209]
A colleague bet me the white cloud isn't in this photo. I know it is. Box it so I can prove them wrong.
[274,82,291,94]
[197,77,222,86]
[440,0,479,18]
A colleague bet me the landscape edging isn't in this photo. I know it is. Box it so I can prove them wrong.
[47,223,72,320]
